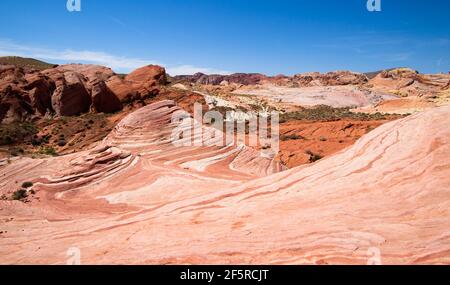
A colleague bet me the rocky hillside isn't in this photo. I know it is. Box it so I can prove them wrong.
[0,56,56,71]
[0,63,167,124]
[173,72,268,85]
[173,70,368,87]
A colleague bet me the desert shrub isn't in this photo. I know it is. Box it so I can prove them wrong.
[365,126,375,133]
[12,189,27,200]
[42,135,51,144]
[319,136,327,141]
[310,153,323,162]
[281,134,304,141]
[2,136,13,144]
[21,182,33,188]
[60,116,68,124]
[38,146,57,156]
[305,150,323,163]
[279,105,391,123]
[261,144,271,149]
[0,122,37,145]
[9,147,24,156]
[31,137,42,146]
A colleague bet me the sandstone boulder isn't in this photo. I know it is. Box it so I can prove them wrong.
[24,73,55,115]
[379,68,418,79]
[0,65,27,86]
[126,65,166,84]
[0,85,33,123]
[0,63,169,122]
[90,79,122,113]
[51,71,91,116]
[53,64,115,82]
[43,65,124,114]
[107,65,166,103]
[106,76,138,102]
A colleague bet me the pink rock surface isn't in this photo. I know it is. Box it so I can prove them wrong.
[0,101,449,264]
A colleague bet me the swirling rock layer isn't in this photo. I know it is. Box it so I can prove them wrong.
[0,101,449,264]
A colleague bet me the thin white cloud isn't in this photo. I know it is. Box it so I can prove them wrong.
[166,65,230,76]
[0,39,231,75]
[382,52,413,62]
[366,52,413,62]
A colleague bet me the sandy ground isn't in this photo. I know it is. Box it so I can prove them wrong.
[232,85,397,108]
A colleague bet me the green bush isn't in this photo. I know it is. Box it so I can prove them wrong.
[279,105,393,123]
[31,137,42,146]
[38,146,57,156]
[0,122,37,145]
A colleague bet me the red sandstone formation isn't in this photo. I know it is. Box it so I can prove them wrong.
[49,71,92,116]
[42,65,121,115]
[369,68,450,97]
[181,68,450,114]
[0,64,169,123]
[0,100,448,264]
[0,85,33,123]
[289,71,368,87]
[126,65,166,84]
[23,72,55,115]
[90,79,122,113]
[173,71,368,87]
[106,65,166,103]
[173,72,268,85]
[2,62,448,123]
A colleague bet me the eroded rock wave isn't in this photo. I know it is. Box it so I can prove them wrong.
[0,102,449,264]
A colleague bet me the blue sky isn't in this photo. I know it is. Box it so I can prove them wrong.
[0,0,449,75]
